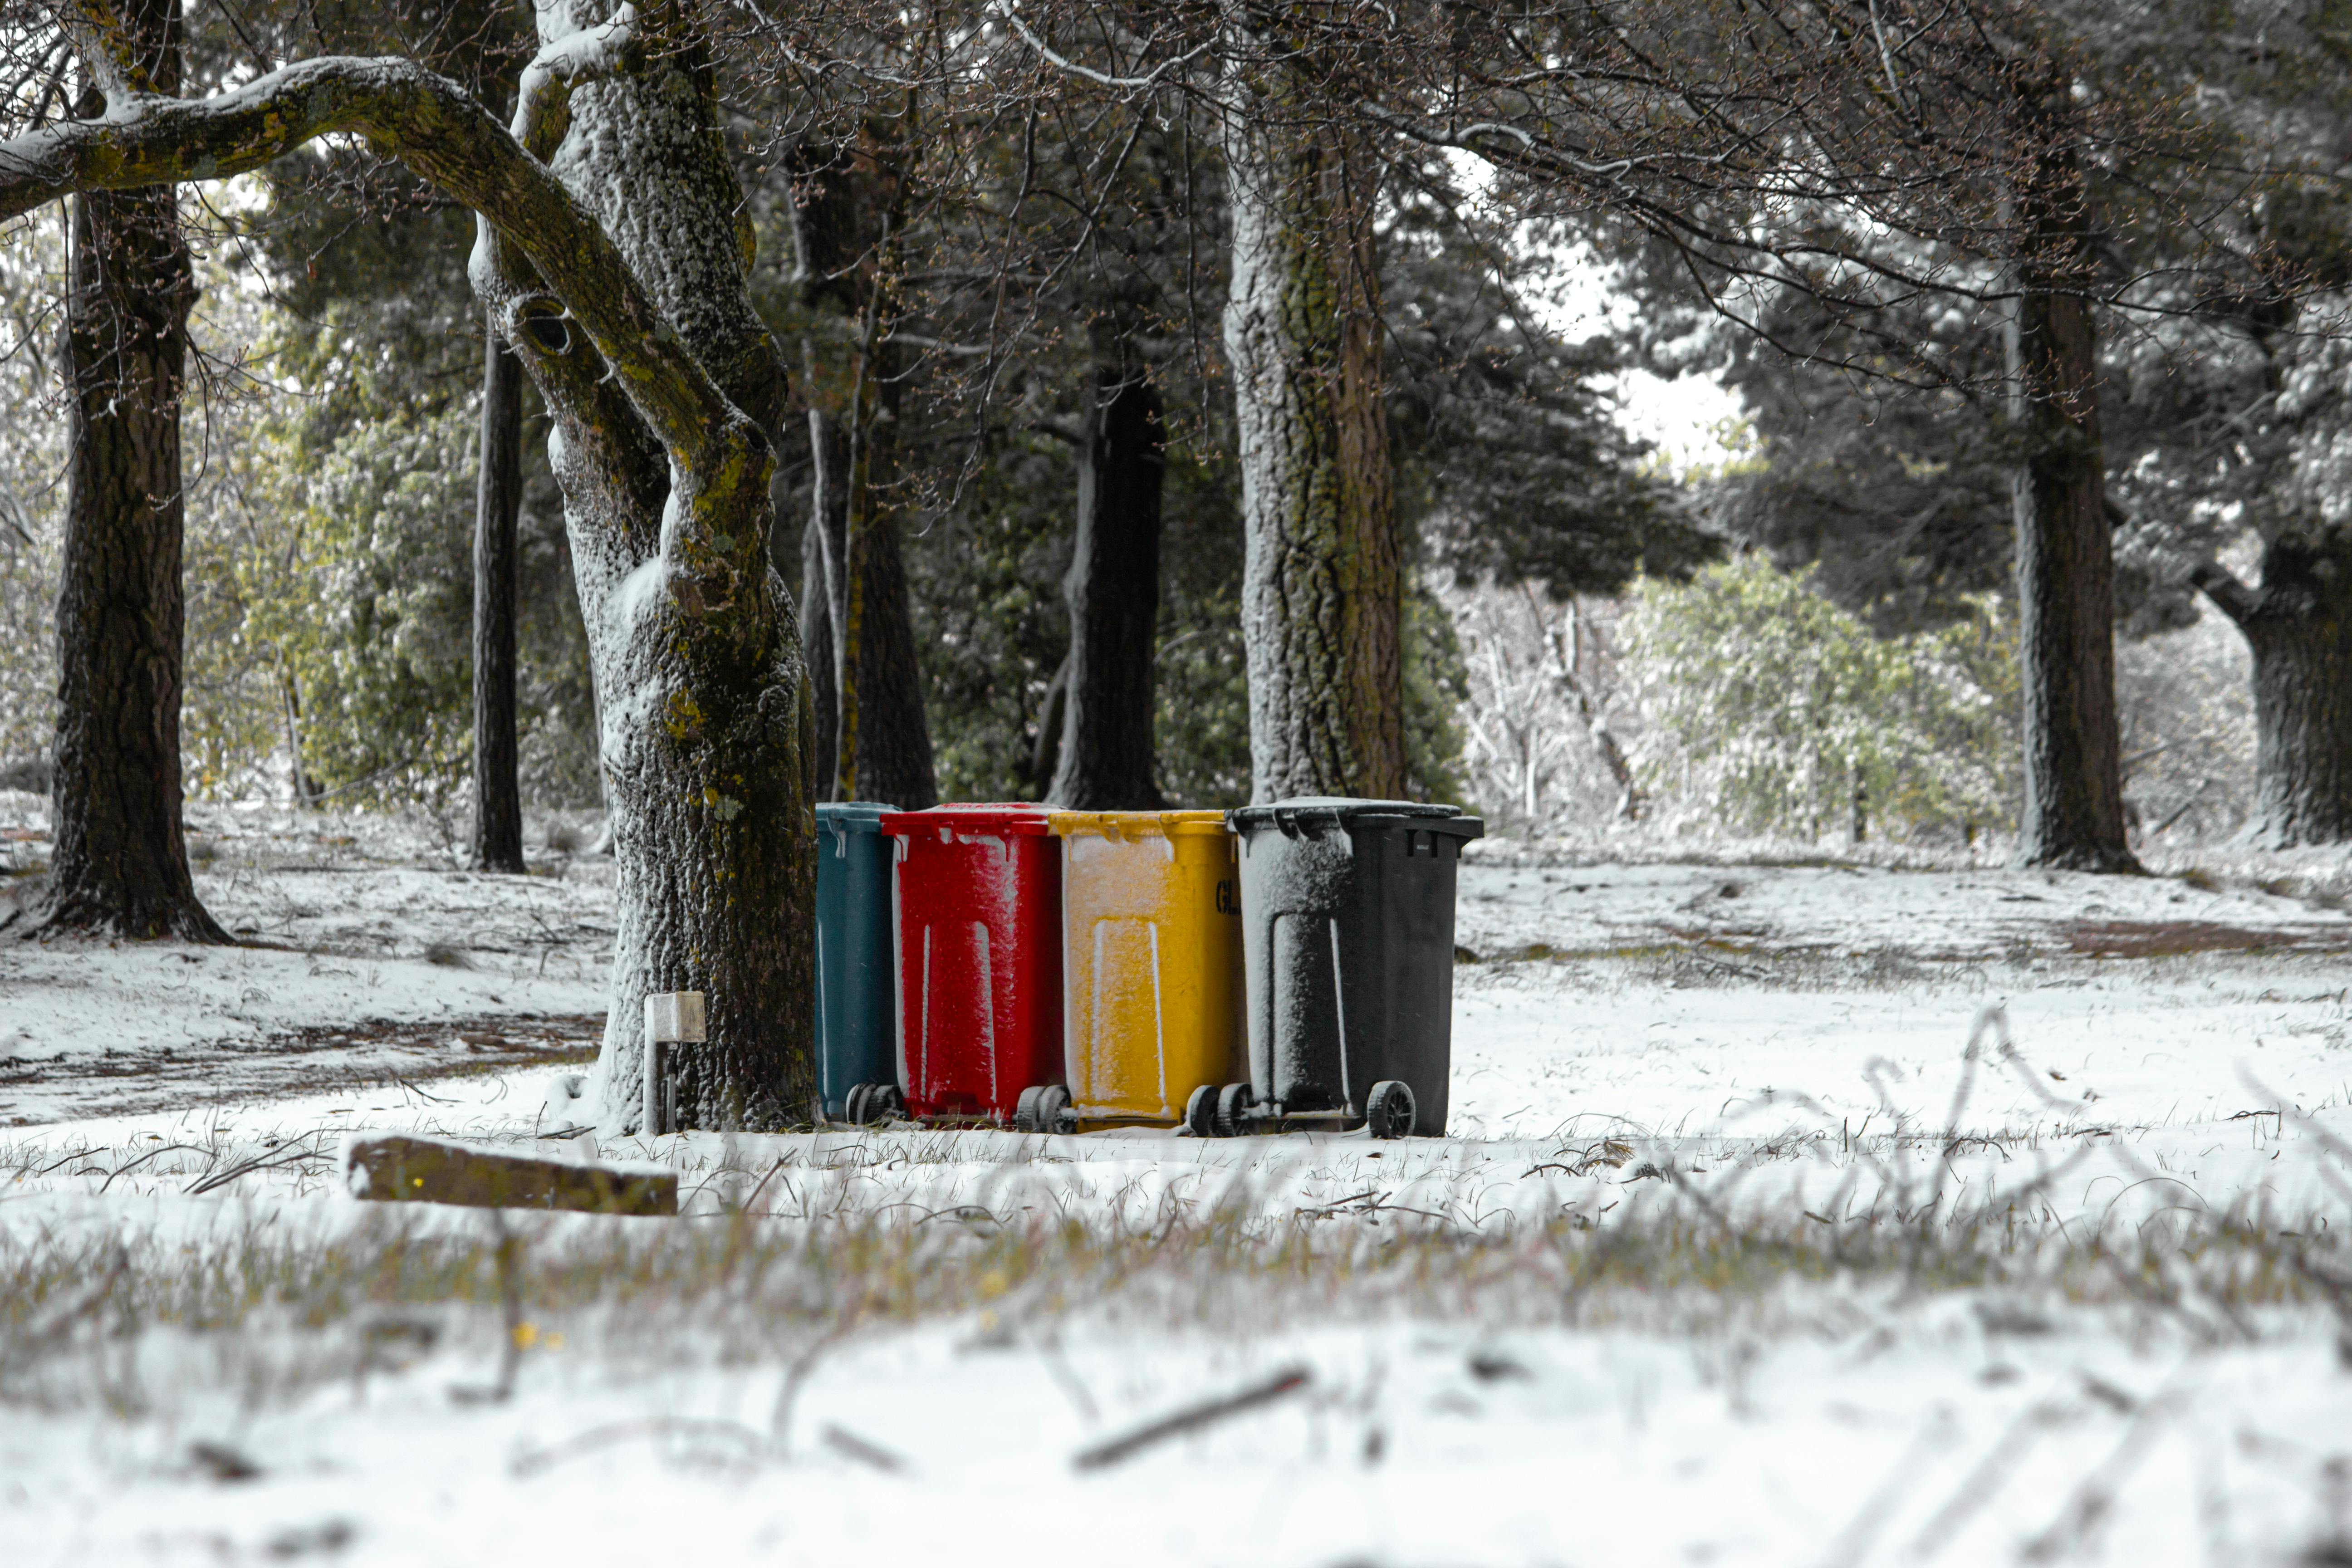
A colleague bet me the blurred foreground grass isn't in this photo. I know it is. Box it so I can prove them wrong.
[5,1193,2345,1419]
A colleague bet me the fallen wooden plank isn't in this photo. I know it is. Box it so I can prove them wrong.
[345,1134,676,1216]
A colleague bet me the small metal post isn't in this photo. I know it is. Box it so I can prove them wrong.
[642,991,706,1136]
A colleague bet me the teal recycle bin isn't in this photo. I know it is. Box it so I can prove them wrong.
[814,802,903,1124]
[1205,799,1483,1139]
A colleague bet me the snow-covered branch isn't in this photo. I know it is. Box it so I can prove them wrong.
[0,53,736,466]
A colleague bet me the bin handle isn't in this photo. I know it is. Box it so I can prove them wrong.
[1271,806,1350,853]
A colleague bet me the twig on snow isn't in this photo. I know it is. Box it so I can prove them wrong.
[1072,1365,1312,1472]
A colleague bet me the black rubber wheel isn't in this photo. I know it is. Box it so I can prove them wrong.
[870,1084,905,1122]
[1034,1084,1073,1135]
[1214,1082,1256,1138]
[844,1083,872,1126]
[1013,1084,1045,1133]
[1183,1084,1218,1138]
[1365,1080,1416,1140]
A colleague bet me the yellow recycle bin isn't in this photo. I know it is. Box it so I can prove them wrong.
[1048,810,1245,1127]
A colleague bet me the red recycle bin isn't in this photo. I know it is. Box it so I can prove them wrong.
[881,804,1066,1126]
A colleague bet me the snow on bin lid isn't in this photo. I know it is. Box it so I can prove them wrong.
[1047,809,1231,838]
[877,803,1057,838]
[816,802,896,833]
[1227,797,1475,832]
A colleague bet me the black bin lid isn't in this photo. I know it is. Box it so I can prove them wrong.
[1227,797,1484,838]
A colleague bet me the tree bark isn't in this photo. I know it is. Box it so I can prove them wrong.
[1049,365,1166,809]
[38,0,227,944]
[2193,534,2352,847]
[502,1,812,1130]
[2004,70,2138,873]
[786,137,935,809]
[470,318,526,872]
[1222,28,1404,802]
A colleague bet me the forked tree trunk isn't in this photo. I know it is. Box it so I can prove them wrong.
[787,139,935,809]
[1049,365,1166,809]
[470,319,526,872]
[498,2,814,1130]
[1222,31,1404,802]
[2193,531,2352,847]
[39,0,227,944]
[2004,68,2136,873]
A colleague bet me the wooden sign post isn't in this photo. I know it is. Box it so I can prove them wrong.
[642,990,705,1135]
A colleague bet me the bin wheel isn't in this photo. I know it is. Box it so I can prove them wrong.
[1365,1080,1417,1140]
[1015,1084,1071,1135]
[1183,1084,1218,1138]
[1214,1082,1256,1138]
[847,1083,899,1127]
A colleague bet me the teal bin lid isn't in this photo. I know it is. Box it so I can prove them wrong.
[818,802,897,834]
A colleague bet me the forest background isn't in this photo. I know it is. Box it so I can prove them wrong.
[0,0,2335,858]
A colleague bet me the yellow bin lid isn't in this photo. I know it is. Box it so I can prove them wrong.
[1047,809,1231,839]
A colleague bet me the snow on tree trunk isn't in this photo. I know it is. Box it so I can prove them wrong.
[504,1,815,1130]
[470,318,526,874]
[2194,532,2352,847]
[1221,31,1404,803]
[1049,365,1166,809]
[40,0,227,944]
[2004,70,2137,873]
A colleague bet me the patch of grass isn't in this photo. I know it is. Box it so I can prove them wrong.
[3,1183,2341,1421]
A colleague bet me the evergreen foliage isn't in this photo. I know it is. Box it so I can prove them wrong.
[1627,554,2019,841]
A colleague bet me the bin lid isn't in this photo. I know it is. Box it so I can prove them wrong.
[816,802,897,833]
[878,803,1057,837]
[1227,797,1484,838]
[1048,809,1231,839]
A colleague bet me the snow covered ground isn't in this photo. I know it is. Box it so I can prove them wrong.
[5,807,2352,1565]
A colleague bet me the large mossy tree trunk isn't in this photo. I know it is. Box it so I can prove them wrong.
[786,135,935,810]
[2004,68,2137,873]
[39,0,227,944]
[470,320,526,873]
[1048,363,1166,809]
[2194,530,2352,847]
[501,0,815,1130]
[1221,30,1404,803]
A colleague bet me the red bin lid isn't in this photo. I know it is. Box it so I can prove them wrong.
[877,802,1057,838]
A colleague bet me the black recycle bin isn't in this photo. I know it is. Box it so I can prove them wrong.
[1200,798,1483,1139]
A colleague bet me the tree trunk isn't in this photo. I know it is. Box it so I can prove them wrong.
[2193,533,2352,846]
[799,494,838,799]
[1049,365,1166,809]
[39,1,226,944]
[786,138,935,810]
[470,318,526,872]
[2004,71,2137,873]
[1222,31,1404,802]
[495,3,814,1130]
[840,399,936,808]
